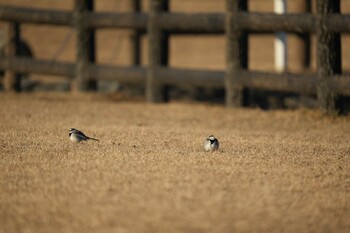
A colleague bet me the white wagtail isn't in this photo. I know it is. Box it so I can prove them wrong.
[69,128,99,143]
[203,135,219,152]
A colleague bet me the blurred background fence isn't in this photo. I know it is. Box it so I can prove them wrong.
[0,0,350,113]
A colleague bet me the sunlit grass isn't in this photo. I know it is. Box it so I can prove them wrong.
[0,93,349,233]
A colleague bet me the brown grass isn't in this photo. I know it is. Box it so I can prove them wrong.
[0,93,349,233]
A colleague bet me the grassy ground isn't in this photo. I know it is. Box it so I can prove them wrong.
[0,93,349,233]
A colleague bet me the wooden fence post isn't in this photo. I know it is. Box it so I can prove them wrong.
[225,0,248,107]
[316,0,341,114]
[4,22,21,92]
[294,0,311,70]
[146,0,169,103]
[73,0,97,91]
[131,0,141,66]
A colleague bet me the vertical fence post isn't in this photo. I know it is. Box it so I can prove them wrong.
[295,0,311,70]
[4,23,21,92]
[73,0,97,91]
[316,0,341,114]
[131,0,141,66]
[225,0,248,107]
[146,0,169,103]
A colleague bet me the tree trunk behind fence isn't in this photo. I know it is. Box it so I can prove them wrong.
[146,0,169,103]
[225,0,248,107]
[4,23,21,92]
[316,0,341,114]
[73,0,96,91]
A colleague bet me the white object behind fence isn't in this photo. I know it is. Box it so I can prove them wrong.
[274,0,287,72]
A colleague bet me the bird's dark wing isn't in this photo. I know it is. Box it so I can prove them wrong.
[75,130,89,139]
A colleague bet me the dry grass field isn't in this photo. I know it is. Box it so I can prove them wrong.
[0,93,350,233]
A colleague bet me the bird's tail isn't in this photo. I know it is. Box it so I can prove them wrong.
[88,137,99,142]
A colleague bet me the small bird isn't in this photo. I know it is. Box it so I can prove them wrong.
[203,135,219,152]
[69,128,99,143]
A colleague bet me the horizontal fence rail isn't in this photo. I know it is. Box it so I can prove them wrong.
[237,13,314,33]
[0,57,75,78]
[1,56,350,96]
[0,57,145,84]
[0,6,73,26]
[158,67,224,88]
[2,5,350,33]
[0,0,349,114]
[88,13,148,29]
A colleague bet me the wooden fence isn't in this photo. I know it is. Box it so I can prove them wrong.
[0,0,350,113]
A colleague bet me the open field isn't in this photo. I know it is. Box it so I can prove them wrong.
[0,93,349,233]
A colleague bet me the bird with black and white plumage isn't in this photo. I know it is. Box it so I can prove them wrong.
[203,135,219,152]
[69,128,99,143]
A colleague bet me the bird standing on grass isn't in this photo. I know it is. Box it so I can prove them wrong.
[203,135,219,152]
[69,128,99,143]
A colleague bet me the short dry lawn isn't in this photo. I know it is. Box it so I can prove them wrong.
[0,93,349,233]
